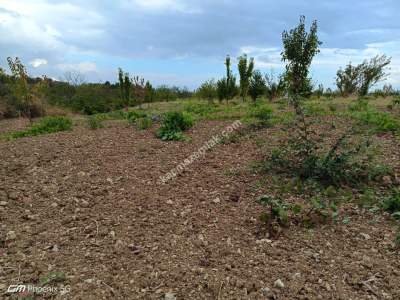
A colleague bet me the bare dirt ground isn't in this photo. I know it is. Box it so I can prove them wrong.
[0,118,399,299]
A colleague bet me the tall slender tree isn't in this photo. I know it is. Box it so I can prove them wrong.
[238,54,254,102]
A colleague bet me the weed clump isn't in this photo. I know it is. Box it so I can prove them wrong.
[136,116,153,130]
[87,115,103,130]
[156,111,194,141]
[9,116,72,139]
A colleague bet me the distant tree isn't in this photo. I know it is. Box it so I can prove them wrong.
[314,83,324,99]
[144,81,154,103]
[118,68,131,109]
[358,55,391,96]
[265,71,286,101]
[336,55,391,97]
[7,57,46,121]
[62,71,85,87]
[238,54,254,102]
[248,70,266,102]
[133,75,146,105]
[197,79,217,103]
[216,56,237,103]
[282,15,321,104]
[382,84,394,97]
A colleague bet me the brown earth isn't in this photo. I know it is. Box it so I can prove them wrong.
[0,118,399,300]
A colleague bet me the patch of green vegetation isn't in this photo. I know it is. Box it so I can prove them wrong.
[303,102,328,116]
[156,111,194,141]
[246,104,274,128]
[382,189,400,214]
[7,116,72,139]
[40,271,66,285]
[183,101,219,117]
[125,109,148,124]
[136,116,153,130]
[348,100,400,133]
[87,115,104,130]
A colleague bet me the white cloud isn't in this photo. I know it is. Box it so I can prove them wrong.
[57,62,97,73]
[30,58,48,68]
[125,0,201,13]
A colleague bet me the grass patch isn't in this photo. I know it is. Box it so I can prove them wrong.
[6,116,73,139]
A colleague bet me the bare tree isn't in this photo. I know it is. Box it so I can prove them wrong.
[62,71,86,86]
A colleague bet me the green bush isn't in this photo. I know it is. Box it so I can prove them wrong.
[87,115,103,130]
[125,110,147,124]
[136,117,153,130]
[184,101,218,117]
[382,189,400,214]
[9,116,72,139]
[265,131,389,188]
[249,104,273,127]
[156,111,194,141]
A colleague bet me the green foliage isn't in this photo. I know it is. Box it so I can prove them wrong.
[249,104,274,127]
[265,72,286,101]
[87,115,104,130]
[40,271,66,285]
[125,110,147,124]
[118,68,132,108]
[197,79,217,102]
[136,116,153,130]
[238,54,255,102]
[257,195,290,228]
[6,57,47,120]
[266,129,389,187]
[349,101,400,133]
[9,116,72,139]
[281,16,321,100]
[337,55,391,97]
[156,111,194,141]
[217,56,237,103]
[382,189,400,214]
[248,70,266,102]
[184,101,218,117]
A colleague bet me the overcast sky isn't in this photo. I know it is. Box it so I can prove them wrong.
[1,0,399,89]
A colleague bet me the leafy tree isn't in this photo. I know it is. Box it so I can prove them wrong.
[238,54,254,102]
[336,55,391,97]
[265,72,286,101]
[358,55,391,96]
[7,57,46,121]
[144,81,154,103]
[281,15,321,103]
[336,63,362,96]
[281,16,321,157]
[118,68,131,109]
[197,79,217,103]
[217,55,237,103]
[248,70,266,102]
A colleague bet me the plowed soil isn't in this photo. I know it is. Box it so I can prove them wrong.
[0,118,399,300]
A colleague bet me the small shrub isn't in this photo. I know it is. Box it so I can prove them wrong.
[9,116,72,139]
[257,195,290,237]
[184,101,218,117]
[382,189,400,214]
[249,104,273,128]
[87,115,103,130]
[136,117,153,130]
[125,110,147,124]
[156,111,194,141]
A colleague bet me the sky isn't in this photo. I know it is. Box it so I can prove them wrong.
[0,0,399,90]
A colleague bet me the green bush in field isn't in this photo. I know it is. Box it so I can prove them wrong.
[382,189,400,214]
[125,110,147,124]
[156,111,194,141]
[249,104,273,127]
[9,116,72,139]
[87,115,103,130]
[184,101,218,117]
[136,117,153,130]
